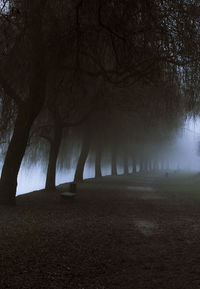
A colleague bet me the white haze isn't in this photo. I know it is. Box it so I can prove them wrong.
[171,118,200,171]
[0,118,199,196]
[16,160,112,196]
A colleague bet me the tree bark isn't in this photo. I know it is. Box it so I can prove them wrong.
[123,153,129,175]
[161,159,164,171]
[139,158,144,173]
[95,147,102,179]
[45,125,62,191]
[132,156,136,174]
[0,104,41,204]
[153,160,159,171]
[74,134,91,182]
[144,159,148,172]
[0,106,45,205]
[149,160,152,172]
[166,160,170,170]
[0,1,46,204]
[111,148,117,176]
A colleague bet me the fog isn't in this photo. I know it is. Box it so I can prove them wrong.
[7,118,199,196]
[16,161,111,196]
[164,118,200,171]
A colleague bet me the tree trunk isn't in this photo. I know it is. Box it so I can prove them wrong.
[123,153,129,175]
[166,160,170,171]
[0,1,46,205]
[161,159,164,171]
[132,157,136,174]
[45,125,62,191]
[111,148,117,176]
[0,105,41,204]
[153,160,158,171]
[149,160,152,172]
[144,159,148,172]
[95,147,102,179]
[74,134,90,182]
[139,158,144,173]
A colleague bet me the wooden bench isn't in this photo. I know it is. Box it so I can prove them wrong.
[60,192,76,199]
[60,182,77,200]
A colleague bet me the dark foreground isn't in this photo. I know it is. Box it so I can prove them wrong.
[1,174,200,289]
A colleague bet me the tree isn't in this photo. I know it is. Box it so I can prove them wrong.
[74,127,91,182]
[0,0,47,204]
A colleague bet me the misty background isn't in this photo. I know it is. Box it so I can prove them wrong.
[9,117,199,196]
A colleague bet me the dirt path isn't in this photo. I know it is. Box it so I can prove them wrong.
[0,175,200,289]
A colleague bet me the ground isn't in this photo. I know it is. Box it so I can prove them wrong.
[0,173,200,289]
